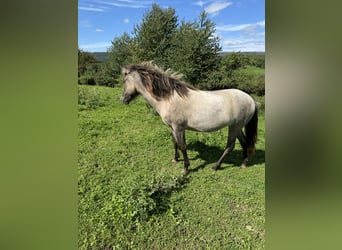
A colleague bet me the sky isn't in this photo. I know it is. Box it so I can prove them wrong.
[78,0,265,52]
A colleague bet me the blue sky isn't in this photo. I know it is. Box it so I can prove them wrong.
[78,0,264,52]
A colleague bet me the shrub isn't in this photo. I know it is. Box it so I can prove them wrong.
[78,85,109,110]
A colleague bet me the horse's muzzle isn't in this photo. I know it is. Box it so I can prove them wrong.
[121,93,131,105]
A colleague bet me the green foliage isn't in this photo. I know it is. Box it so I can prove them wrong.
[107,32,133,79]
[222,51,251,70]
[167,11,221,85]
[231,66,265,95]
[133,3,178,66]
[199,53,265,95]
[78,86,265,249]
[106,5,221,85]
[78,49,97,76]
[78,4,264,96]
[78,85,112,110]
[78,56,117,87]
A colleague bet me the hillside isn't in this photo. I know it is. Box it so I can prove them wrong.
[92,52,109,62]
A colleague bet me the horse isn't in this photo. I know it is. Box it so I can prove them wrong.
[121,62,258,175]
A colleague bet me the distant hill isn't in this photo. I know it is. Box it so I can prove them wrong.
[92,52,109,62]
[219,51,265,57]
[91,51,265,62]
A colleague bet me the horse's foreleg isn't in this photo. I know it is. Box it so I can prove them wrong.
[171,134,180,163]
[172,128,190,175]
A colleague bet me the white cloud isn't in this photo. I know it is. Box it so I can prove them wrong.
[221,38,265,52]
[205,1,233,16]
[217,24,250,32]
[79,42,112,52]
[216,20,265,33]
[78,6,105,12]
[217,20,265,51]
[95,29,104,32]
[123,18,130,24]
[257,20,265,27]
[195,0,210,7]
[97,0,152,9]
[79,20,93,28]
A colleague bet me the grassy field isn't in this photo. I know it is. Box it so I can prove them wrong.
[78,85,265,249]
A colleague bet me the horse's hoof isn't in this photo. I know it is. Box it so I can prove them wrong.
[240,164,247,168]
[182,169,189,175]
[172,159,178,164]
[211,166,218,171]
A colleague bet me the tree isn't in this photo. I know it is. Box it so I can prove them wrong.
[106,5,221,87]
[168,11,221,85]
[78,49,97,77]
[133,3,178,67]
[107,32,134,84]
[221,52,251,70]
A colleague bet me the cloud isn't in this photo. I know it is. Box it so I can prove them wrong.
[97,0,152,9]
[123,18,130,24]
[216,20,265,33]
[195,0,210,7]
[217,24,250,32]
[217,20,265,51]
[78,6,105,12]
[79,20,93,28]
[95,29,104,32]
[205,1,233,16]
[257,20,265,27]
[221,38,265,52]
[79,42,112,52]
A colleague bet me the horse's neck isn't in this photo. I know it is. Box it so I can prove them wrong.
[138,87,164,114]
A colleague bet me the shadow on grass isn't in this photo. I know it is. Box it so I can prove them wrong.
[187,141,265,173]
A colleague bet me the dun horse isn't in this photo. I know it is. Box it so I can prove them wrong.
[121,62,258,175]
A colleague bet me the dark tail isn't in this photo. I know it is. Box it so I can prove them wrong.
[245,106,258,158]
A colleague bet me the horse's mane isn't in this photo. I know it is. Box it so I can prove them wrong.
[126,62,197,100]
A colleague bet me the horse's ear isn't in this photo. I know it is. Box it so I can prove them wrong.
[122,67,129,76]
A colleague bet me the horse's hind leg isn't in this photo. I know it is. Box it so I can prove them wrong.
[237,131,248,168]
[212,125,239,171]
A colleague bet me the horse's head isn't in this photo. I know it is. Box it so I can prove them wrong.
[121,67,139,105]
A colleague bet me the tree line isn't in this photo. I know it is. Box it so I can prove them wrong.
[78,3,264,96]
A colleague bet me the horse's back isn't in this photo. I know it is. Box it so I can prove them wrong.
[215,89,256,123]
[184,88,255,131]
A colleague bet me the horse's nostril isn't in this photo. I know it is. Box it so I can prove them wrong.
[121,94,130,105]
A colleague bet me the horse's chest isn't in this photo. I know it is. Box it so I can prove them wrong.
[161,113,184,127]
[160,107,187,128]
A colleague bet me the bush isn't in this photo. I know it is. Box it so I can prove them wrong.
[78,75,96,85]
[78,85,110,110]
[231,68,265,95]
[198,65,265,96]
[94,74,117,87]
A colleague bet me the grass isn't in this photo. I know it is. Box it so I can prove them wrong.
[239,66,265,76]
[78,85,265,249]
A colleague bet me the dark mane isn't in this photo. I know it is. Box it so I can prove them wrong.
[126,62,197,100]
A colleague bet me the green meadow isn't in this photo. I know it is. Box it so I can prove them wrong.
[78,85,265,249]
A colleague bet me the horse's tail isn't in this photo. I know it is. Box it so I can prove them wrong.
[245,104,258,158]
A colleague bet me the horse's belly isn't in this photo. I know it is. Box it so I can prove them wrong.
[187,116,230,132]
